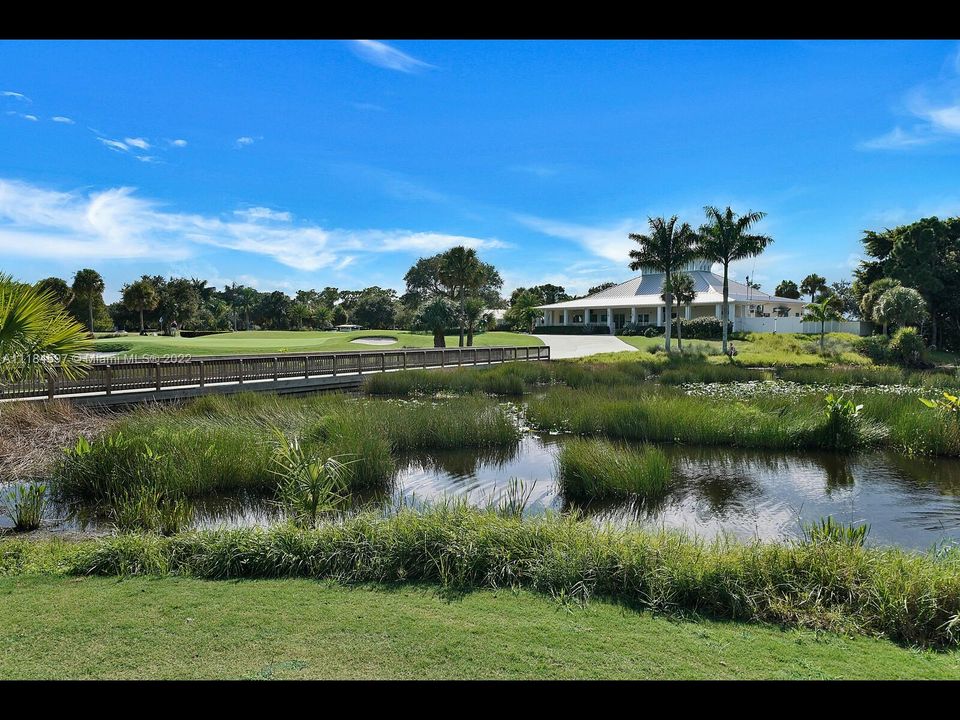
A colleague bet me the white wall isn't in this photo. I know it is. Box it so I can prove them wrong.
[734,317,872,336]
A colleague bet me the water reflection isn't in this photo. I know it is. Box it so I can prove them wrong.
[8,434,960,551]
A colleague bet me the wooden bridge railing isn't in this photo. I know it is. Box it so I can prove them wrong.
[0,345,550,401]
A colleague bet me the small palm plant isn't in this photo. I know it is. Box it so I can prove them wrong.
[270,428,354,528]
[804,295,838,353]
[1,483,48,532]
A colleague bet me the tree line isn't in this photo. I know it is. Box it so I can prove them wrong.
[29,246,509,348]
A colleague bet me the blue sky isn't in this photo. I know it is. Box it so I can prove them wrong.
[3,39,960,303]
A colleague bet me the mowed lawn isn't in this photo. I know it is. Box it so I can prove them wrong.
[2,575,957,680]
[94,330,542,357]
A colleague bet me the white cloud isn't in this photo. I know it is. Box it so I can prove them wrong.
[862,48,960,150]
[350,40,434,73]
[5,111,39,122]
[2,91,30,102]
[169,138,188,147]
[135,155,160,163]
[515,214,639,264]
[859,126,936,150]
[233,207,292,222]
[0,177,504,272]
[98,137,129,152]
[124,137,151,150]
[51,116,75,124]
[235,136,257,148]
[22,114,38,122]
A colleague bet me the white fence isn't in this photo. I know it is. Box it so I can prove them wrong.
[733,317,873,336]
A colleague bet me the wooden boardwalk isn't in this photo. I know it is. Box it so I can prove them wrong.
[0,345,549,406]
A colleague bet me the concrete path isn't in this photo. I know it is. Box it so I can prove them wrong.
[533,334,638,359]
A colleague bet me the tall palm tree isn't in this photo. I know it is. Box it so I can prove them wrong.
[1,274,91,384]
[697,206,773,354]
[121,279,158,334]
[71,268,105,334]
[438,246,483,347]
[661,272,696,350]
[804,296,838,353]
[314,305,334,330]
[629,216,699,352]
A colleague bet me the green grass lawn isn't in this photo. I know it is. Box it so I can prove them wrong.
[94,329,541,357]
[2,575,956,679]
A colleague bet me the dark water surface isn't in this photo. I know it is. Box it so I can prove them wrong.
[7,434,960,550]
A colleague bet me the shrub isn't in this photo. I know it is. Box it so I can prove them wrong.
[889,327,927,368]
[854,334,891,363]
[677,316,732,340]
[643,326,663,337]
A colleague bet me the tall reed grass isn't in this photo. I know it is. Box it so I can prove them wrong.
[556,438,670,500]
[70,504,960,648]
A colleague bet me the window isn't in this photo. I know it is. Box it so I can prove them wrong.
[637,313,650,324]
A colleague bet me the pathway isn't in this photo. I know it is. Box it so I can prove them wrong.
[533,334,637,359]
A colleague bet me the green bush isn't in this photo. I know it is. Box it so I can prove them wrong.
[854,334,891,363]
[889,327,927,368]
[677,316,732,340]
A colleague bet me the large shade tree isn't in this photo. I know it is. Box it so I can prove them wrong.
[1,274,91,384]
[121,278,159,334]
[695,207,772,354]
[71,268,105,334]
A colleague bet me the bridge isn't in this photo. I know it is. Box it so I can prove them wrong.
[0,345,550,406]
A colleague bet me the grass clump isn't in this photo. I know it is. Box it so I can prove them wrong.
[66,504,960,648]
[1,484,48,532]
[556,438,670,501]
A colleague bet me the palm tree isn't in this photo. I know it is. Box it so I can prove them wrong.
[415,297,457,347]
[804,296,838,353]
[696,206,773,355]
[629,216,699,352]
[237,286,259,331]
[314,305,333,330]
[661,272,696,350]
[1,274,92,384]
[71,268,105,334]
[438,246,483,347]
[859,278,900,336]
[463,297,486,346]
[506,290,542,334]
[121,279,158,334]
[289,302,310,330]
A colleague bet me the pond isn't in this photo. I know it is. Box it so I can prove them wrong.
[6,434,960,551]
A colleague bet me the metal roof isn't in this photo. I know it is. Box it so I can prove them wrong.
[536,271,806,310]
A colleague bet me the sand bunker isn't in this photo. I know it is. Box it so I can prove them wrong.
[350,336,398,345]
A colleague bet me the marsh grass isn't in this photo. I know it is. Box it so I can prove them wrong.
[69,504,960,648]
[556,439,670,501]
[51,393,520,502]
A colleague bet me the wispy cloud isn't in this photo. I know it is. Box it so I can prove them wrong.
[861,46,960,150]
[5,111,38,122]
[1,91,30,102]
[510,164,564,178]
[234,207,292,222]
[350,40,434,74]
[0,178,505,272]
[169,138,188,148]
[515,214,640,264]
[235,136,260,148]
[51,115,75,124]
[98,137,129,152]
[124,137,151,150]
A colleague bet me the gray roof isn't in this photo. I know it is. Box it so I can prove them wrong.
[537,271,805,310]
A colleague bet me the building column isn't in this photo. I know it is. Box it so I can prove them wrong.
[584,309,591,324]
[631,307,638,324]
[685,305,692,320]
[657,306,663,327]
[715,303,722,319]
[562,309,569,325]
[607,307,614,334]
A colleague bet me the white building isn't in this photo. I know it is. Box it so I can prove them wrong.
[535,259,813,334]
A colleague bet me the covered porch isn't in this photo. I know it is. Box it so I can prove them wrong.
[538,303,728,333]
